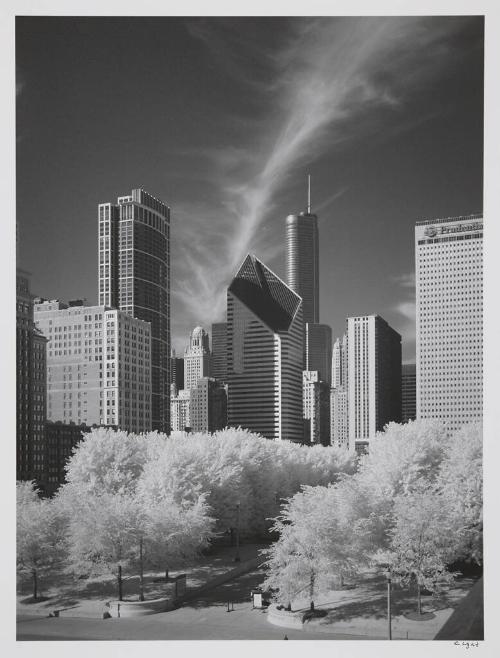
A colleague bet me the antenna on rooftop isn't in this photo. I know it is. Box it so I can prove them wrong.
[307,174,311,214]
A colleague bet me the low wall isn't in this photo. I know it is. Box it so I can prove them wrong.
[267,604,304,630]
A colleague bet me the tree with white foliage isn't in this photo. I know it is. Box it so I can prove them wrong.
[437,422,482,564]
[387,484,459,614]
[16,481,67,600]
[263,484,375,610]
[64,427,156,496]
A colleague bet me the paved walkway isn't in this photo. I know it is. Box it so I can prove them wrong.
[17,568,369,641]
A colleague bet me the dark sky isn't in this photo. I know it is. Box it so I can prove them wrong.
[16,16,484,359]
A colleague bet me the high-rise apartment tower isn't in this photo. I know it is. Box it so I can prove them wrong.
[98,188,170,432]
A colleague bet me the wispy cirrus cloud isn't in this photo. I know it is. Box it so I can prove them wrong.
[171,17,475,348]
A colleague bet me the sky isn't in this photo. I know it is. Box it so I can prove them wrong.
[16,15,484,360]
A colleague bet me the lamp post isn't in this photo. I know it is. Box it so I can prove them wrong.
[384,568,392,640]
[234,501,241,562]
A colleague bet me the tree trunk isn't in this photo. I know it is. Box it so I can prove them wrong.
[139,537,145,601]
[340,572,344,589]
[310,571,315,611]
[32,569,38,600]
[118,564,123,601]
[417,582,422,615]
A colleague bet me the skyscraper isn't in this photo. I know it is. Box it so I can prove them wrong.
[305,323,332,384]
[184,326,211,391]
[190,377,227,433]
[98,188,170,432]
[211,322,228,382]
[303,370,330,445]
[170,384,191,432]
[286,177,319,325]
[170,349,185,391]
[331,334,348,449]
[35,300,152,433]
[227,254,303,442]
[401,363,417,423]
[415,214,483,432]
[17,270,47,486]
[346,315,402,453]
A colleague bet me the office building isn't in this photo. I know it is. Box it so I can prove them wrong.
[402,363,417,423]
[227,254,303,442]
[98,188,170,432]
[44,421,91,496]
[305,323,332,384]
[303,371,330,445]
[184,326,211,391]
[170,384,191,432]
[34,301,152,433]
[190,377,227,433]
[331,334,348,449]
[415,214,483,433]
[286,177,319,324]
[17,270,47,485]
[211,322,228,382]
[170,349,184,390]
[346,315,402,453]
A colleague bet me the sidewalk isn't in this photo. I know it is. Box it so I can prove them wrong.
[267,572,481,640]
[16,542,267,619]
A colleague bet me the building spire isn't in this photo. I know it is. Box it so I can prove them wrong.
[307,174,311,214]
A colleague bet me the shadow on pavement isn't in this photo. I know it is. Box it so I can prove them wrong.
[181,568,266,609]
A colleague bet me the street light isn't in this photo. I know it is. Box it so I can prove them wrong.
[384,567,392,640]
[234,501,241,562]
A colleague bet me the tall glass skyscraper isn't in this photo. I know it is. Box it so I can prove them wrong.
[286,206,319,325]
[227,254,303,442]
[211,322,228,382]
[98,188,170,433]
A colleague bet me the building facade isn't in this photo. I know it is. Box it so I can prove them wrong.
[98,188,170,432]
[17,270,47,485]
[190,377,227,433]
[331,334,348,449]
[305,323,332,384]
[34,301,152,433]
[44,421,92,496]
[302,370,330,445]
[286,206,319,325]
[184,326,211,391]
[170,349,185,390]
[415,214,483,433]
[211,322,228,382]
[402,363,417,423]
[170,384,191,432]
[227,254,303,442]
[346,315,402,452]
